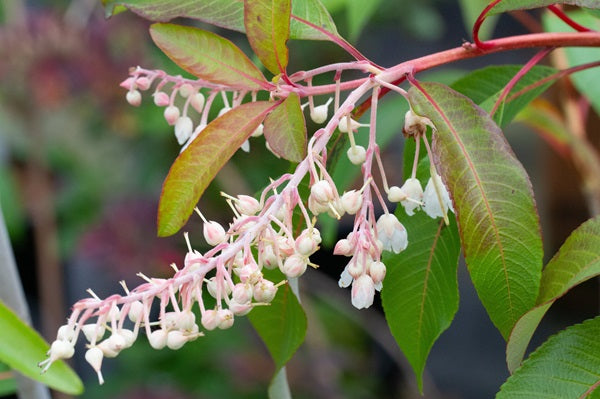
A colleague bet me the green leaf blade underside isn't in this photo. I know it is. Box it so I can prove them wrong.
[382,211,460,392]
[104,0,338,41]
[248,272,307,372]
[263,93,307,162]
[507,216,600,373]
[157,101,275,236]
[487,0,600,17]
[451,65,558,127]
[543,10,600,116]
[498,317,600,398]
[408,82,543,339]
[0,301,83,395]
[150,23,267,90]
[244,0,290,75]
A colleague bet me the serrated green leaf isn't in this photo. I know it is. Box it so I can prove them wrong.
[248,271,307,371]
[408,82,543,339]
[498,316,600,398]
[263,93,307,162]
[542,10,600,116]
[486,0,600,17]
[451,65,558,127]
[382,211,460,392]
[104,0,339,41]
[244,0,290,75]
[0,301,83,395]
[507,216,600,372]
[150,23,267,90]
[158,101,275,236]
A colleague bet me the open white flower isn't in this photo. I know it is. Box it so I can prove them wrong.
[423,172,454,219]
[400,178,423,215]
[376,213,408,253]
[351,274,375,309]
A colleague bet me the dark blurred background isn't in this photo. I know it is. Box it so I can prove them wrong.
[1,0,598,398]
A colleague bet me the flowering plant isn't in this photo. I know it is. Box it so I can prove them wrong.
[22,0,600,396]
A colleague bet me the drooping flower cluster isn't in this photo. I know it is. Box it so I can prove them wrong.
[41,62,455,383]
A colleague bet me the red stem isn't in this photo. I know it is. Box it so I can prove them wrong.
[548,5,593,32]
[472,0,504,50]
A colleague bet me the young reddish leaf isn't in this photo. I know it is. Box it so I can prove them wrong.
[382,211,460,392]
[408,82,543,340]
[150,23,267,90]
[103,0,339,41]
[485,0,599,17]
[158,101,276,236]
[499,317,600,398]
[263,93,307,162]
[506,216,600,373]
[244,0,291,75]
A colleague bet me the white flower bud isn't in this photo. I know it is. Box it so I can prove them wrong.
[423,173,454,219]
[251,123,264,137]
[310,98,332,124]
[217,309,234,330]
[126,90,142,106]
[49,339,75,360]
[351,274,375,309]
[229,300,252,316]
[369,261,386,284]
[338,116,361,133]
[280,254,308,278]
[347,258,364,279]
[341,190,363,215]
[403,108,434,137]
[387,186,407,202]
[167,330,188,350]
[153,91,170,107]
[201,309,219,331]
[119,329,137,348]
[85,347,105,385]
[128,300,145,323]
[104,333,127,354]
[259,244,278,270]
[148,329,168,350]
[203,221,226,246]
[206,277,232,298]
[308,195,329,215]
[347,145,366,165]
[57,324,75,342]
[175,116,193,145]
[164,105,180,125]
[254,280,277,303]
[310,180,335,203]
[232,283,253,304]
[177,310,197,332]
[178,83,194,98]
[295,229,321,256]
[190,92,205,113]
[82,324,106,343]
[235,195,261,215]
[218,106,232,117]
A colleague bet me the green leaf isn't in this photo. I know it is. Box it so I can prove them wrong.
[104,0,339,41]
[486,0,600,17]
[408,82,543,339]
[345,0,381,42]
[498,317,600,398]
[263,93,307,162]
[458,0,498,40]
[507,216,600,373]
[158,101,276,236]
[0,361,17,396]
[0,301,83,395]
[150,23,267,90]
[451,65,558,127]
[382,211,460,392]
[244,0,290,75]
[248,271,307,372]
[542,10,600,116]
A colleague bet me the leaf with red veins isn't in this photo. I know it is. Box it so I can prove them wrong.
[485,0,599,17]
[263,93,307,162]
[408,82,543,340]
[158,101,277,237]
[244,0,291,75]
[150,23,268,91]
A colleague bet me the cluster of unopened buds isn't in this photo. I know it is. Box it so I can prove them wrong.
[41,63,455,383]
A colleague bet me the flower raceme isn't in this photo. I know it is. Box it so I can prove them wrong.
[41,63,456,384]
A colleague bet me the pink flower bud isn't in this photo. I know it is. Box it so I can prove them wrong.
[259,244,278,269]
[334,238,354,256]
[203,221,226,246]
[153,91,170,107]
[254,280,277,303]
[347,145,366,165]
[351,274,375,309]
[190,92,205,113]
[201,310,219,330]
[175,116,193,145]
[295,229,321,256]
[369,261,386,284]
[229,300,252,316]
[235,195,261,215]
[85,347,105,385]
[135,77,151,90]
[217,309,234,329]
[347,258,364,279]
[119,77,135,90]
[178,83,194,98]
[341,190,363,215]
[280,254,308,278]
[126,90,142,106]
[164,105,180,125]
[232,283,253,304]
[148,329,168,350]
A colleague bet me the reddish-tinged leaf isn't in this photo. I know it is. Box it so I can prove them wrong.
[485,0,599,17]
[263,93,306,162]
[158,101,276,236]
[150,23,268,91]
[244,0,291,75]
[408,82,543,339]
